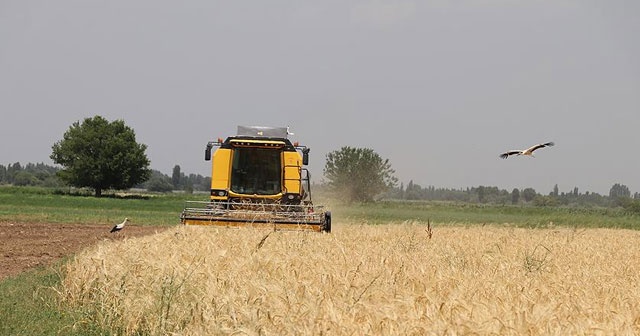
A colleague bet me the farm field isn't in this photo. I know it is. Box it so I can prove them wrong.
[1,187,640,335]
[0,222,166,279]
[61,223,640,335]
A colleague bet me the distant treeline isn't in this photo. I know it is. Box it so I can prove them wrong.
[0,162,61,187]
[2,163,639,211]
[0,162,210,193]
[382,180,640,209]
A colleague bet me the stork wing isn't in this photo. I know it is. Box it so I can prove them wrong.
[110,221,126,233]
[499,150,521,159]
[527,142,555,153]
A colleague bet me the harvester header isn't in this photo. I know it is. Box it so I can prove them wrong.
[180,126,331,232]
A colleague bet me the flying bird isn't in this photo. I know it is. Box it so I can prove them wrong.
[499,142,555,159]
[110,218,129,233]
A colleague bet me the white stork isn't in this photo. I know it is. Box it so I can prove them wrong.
[110,218,129,233]
[499,142,555,159]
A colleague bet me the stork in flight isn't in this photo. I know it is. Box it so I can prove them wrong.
[110,218,129,233]
[499,142,555,159]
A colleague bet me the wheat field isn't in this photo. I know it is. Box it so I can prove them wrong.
[59,222,640,335]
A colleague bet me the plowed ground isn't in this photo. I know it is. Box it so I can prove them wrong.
[0,222,168,280]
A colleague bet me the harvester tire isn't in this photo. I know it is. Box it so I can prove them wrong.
[322,211,332,233]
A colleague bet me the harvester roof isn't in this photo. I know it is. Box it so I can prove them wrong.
[218,126,298,150]
[237,126,290,138]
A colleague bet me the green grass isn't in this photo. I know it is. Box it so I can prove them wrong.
[0,185,204,225]
[5,186,635,230]
[1,186,639,335]
[0,264,107,336]
[329,200,640,230]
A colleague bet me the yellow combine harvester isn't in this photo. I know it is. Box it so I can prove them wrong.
[180,126,331,232]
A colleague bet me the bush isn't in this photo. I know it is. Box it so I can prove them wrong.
[146,176,174,193]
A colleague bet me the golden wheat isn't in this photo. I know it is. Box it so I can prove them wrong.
[59,222,640,335]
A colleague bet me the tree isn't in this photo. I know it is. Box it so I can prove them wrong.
[477,186,486,203]
[404,180,421,200]
[522,188,537,202]
[51,116,151,197]
[146,171,175,192]
[609,183,630,199]
[172,165,182,188]
[13,171,37,186]
[511,188,520,204]
[6,162,21,184]
[0,165,6,183]
[324,146,397,203]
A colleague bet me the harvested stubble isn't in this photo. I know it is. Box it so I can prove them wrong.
[59,223,640,335]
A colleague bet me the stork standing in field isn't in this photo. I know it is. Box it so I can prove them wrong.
[499,142,555,159]
[110,218,129,233]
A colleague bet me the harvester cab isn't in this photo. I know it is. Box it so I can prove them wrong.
[180,126,331,232]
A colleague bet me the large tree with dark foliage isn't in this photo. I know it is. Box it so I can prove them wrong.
[324,146,397,203]
[51,116,151,196]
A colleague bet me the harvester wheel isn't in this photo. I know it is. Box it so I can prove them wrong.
[322,211,332,233]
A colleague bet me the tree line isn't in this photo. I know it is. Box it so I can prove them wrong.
[322,147,640,210]
[2,159,638,210]
[0,162,61,187]
[383,181,640,208]
[0,162,209,193]
[144,165,211,193]
[3,115,637,211]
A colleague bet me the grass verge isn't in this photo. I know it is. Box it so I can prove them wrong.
[0,264,105,335]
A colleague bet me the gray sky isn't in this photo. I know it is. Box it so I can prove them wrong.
[1,1,639,195]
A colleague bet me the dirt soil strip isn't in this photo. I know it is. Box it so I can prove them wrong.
[0,222,169,280]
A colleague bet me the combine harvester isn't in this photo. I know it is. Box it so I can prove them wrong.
[180,126,331,232]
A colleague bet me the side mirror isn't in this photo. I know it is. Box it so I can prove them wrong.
[302,148,310,166]
[205,143,213,161]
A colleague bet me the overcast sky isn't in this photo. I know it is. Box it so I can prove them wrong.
[1,1,638,195]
